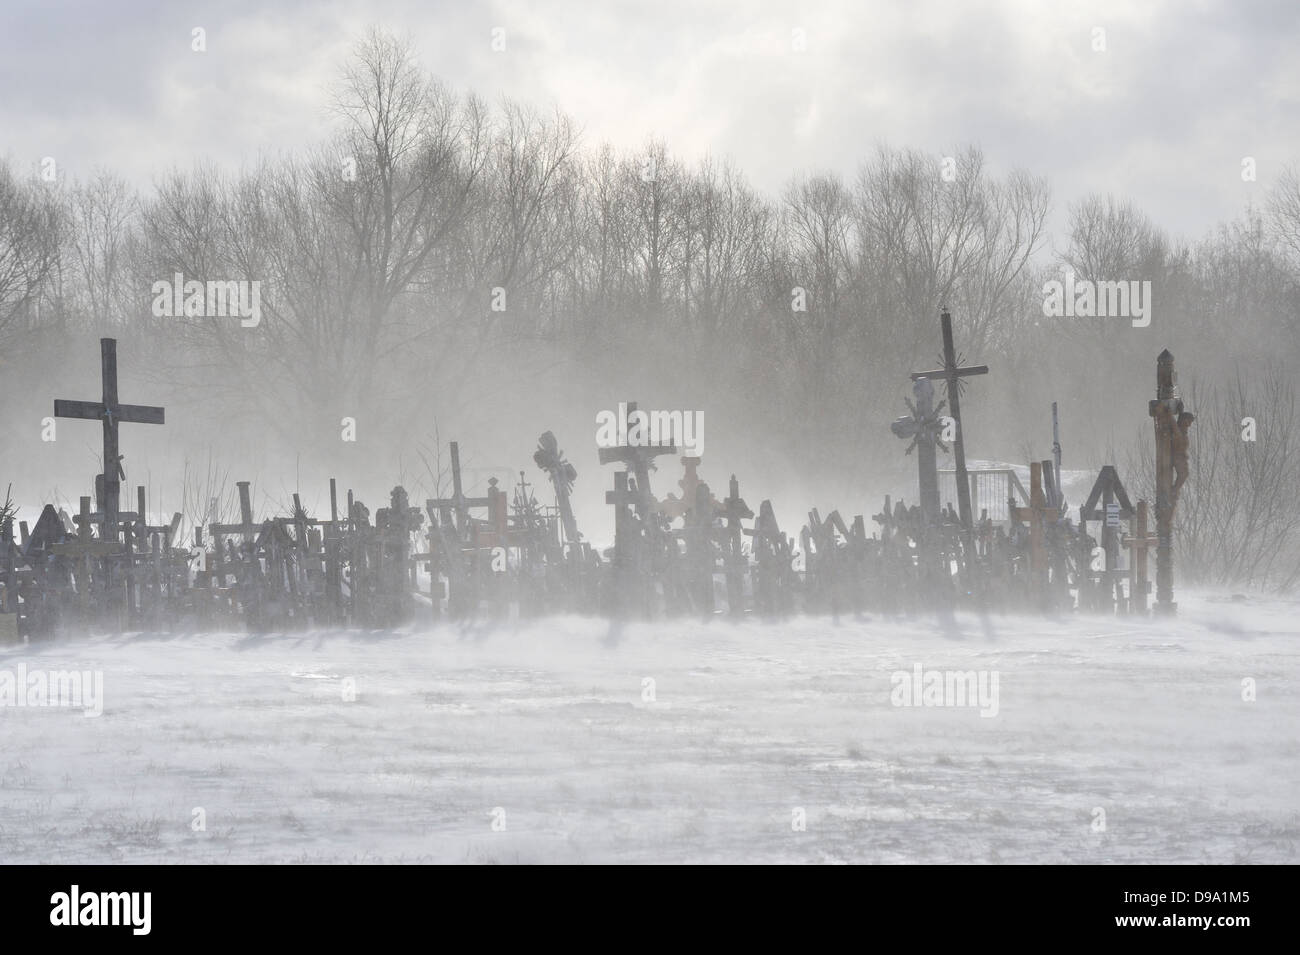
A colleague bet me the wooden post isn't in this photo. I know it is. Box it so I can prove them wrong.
[910,310,989,577]
[721,475,752,616]
[606,470,638,617]
[1010,462,1052,604]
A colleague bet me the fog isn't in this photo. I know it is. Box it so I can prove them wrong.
[3,27,1300,585]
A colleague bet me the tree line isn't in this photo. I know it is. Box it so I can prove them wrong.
[4,28,1300,588]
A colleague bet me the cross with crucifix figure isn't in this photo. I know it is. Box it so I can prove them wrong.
[911,310,987,539]
[54,339,165,542]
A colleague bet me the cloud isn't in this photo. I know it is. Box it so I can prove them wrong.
[1,0,1296,239]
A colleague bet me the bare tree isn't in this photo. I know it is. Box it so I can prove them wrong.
[0,160,61,344]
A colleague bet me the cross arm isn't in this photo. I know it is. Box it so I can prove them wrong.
[54,399,105,420]
[116,404,166,425]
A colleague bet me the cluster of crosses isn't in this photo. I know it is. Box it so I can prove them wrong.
[0,316,1192,641]
[881,312,1186,615]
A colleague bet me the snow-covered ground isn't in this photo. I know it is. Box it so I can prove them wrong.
[1,592,1296,864]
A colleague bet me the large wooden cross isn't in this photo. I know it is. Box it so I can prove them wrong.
[1147,349,1189,615]
[597,401,677,514]
[54,339,165,539]
[429,442,492,542]
[911,310,987,535]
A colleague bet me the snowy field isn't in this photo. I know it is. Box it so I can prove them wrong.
[1,592,1297,864]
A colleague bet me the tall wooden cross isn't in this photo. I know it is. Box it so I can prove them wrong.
[429,441,492,542]
[911,310,987,536]
[533,432,580,544]
[1147,350,1188,615]
[54,339,165,540]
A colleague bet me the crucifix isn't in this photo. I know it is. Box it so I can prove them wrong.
[911,310,987,538]
[54,338,165,542]
[1147,350,1191,615]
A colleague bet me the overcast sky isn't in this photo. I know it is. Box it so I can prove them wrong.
[3,0,1298,243]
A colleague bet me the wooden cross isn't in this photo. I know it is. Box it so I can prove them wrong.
[429,442,492,542]
[597,401,677,513]
[1080,465,1135,611]
[533,431,580,544]
[911,310,987,536]
[472,478,522,550]
[1009,461,1053,592]
[54,339,164,539]
[1121,499,1157,614]
[51,496,121,612]
[657,456,716,521]
[605,471,640,555]
[209,482,264,581]
[513,472,533,510]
